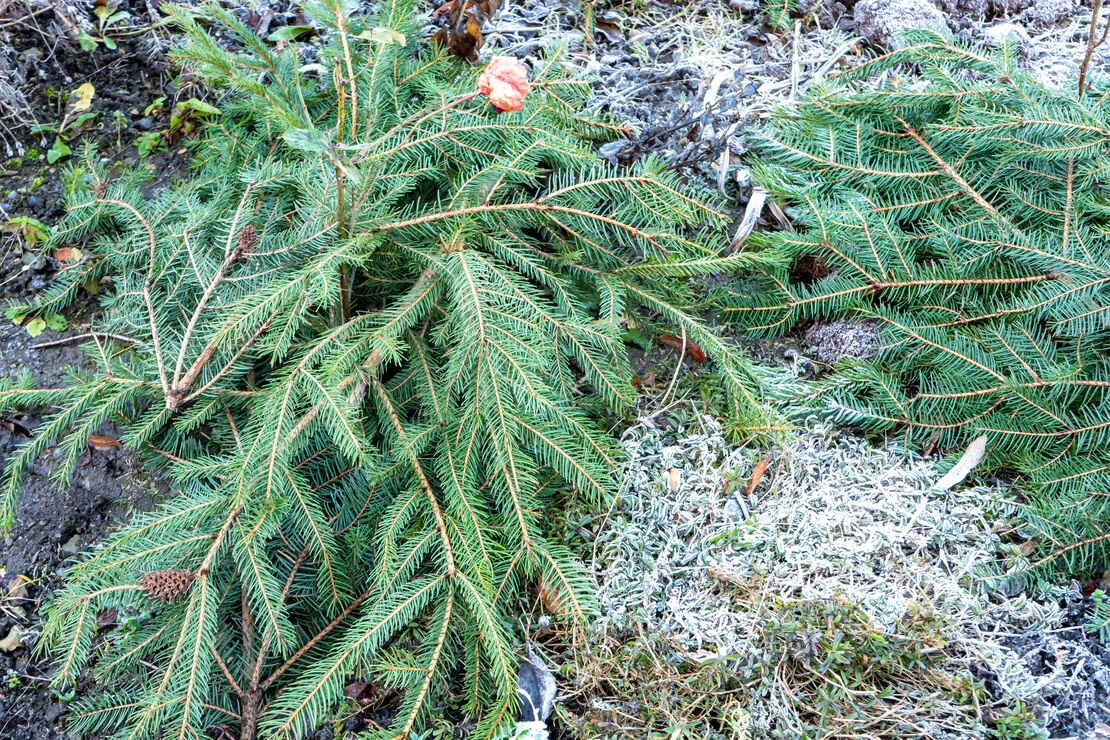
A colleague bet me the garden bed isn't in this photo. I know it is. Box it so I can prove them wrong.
[0,0,1108,737]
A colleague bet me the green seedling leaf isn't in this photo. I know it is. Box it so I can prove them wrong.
[621,328,654,353]
[47,138,72,164]
[67,112,100,132]
[282,127,329,153]
[45,314,67,332]
[4,217,50,246]
[95,6,130,25]
[269,25,314,41]
[135,131,165,157]
[143,97,166,117]
[24,318,46,337]
[77,30,99,52]
[358,27,406,45]
[178,98,221,117]
[5,308,26,325]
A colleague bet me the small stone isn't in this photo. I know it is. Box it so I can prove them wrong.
[135,117,154,131]
[60,534,82,555]
[0,626,23,652]
[742,82,759,97]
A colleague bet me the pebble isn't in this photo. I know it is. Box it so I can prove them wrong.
[742,81,759,97]
[60,534,82,556]
[135,117,154,131]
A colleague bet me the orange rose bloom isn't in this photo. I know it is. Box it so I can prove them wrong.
[477,56,530,113]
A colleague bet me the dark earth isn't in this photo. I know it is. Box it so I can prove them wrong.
[1,0,1109,737]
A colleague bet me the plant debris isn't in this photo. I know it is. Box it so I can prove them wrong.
[567,408,1110,737]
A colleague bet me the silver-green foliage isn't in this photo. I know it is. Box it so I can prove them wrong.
[730,32,1110,577]
[0,1,763,736]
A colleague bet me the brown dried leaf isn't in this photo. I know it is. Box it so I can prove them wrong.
[96,607,118,629]
[433,0,501,60]
[6,576,29,601]
[657,334,706,362]
[1,416,31,438]
[666,467,682,492]
[87,434,122,451]
[53,247,82,262]
[744,458,770,497]
[0,626,23,653]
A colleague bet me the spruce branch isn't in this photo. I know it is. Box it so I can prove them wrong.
[734,30,1110,579]
[0,0,762,734]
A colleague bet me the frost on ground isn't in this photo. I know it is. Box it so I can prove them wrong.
[574,409,1110,738]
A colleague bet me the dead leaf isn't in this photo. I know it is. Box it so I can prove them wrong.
[60,82,95,131]
[88,434,122,451]
[744,458,770,497]
[537,575,566,616]
[932,435,988,491]
[0,626,23,652]
[432,0,501,60]
[708,567,745,588]
[96,607,118,629]
[344,679,380,706]
[53,247,83,262]
[6,575,30,601]
[0,415,31,438]
[922,431,941,458]
[657,334,706,362]
[666,467,682,492]
[69,82,95,114]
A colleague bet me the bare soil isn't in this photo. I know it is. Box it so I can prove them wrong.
[0,5,181,735]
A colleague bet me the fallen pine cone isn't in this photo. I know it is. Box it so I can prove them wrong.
[139,569,195,602]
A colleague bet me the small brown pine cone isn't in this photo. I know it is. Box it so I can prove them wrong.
[235,225,257,257]
[139,569,195,602]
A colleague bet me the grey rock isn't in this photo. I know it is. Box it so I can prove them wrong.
[60,534,82,556]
